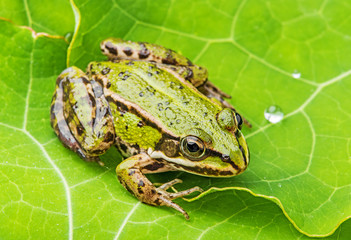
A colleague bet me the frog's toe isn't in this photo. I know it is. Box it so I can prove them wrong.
[166,186,203,200]
[155,184,202,220]
[158,178,182,190]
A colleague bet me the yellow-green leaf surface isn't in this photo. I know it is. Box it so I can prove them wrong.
[1,0,351,239]
[0,0,74,36]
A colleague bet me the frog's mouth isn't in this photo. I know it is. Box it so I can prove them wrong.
[235,130,250,167]
[219,130,249,173]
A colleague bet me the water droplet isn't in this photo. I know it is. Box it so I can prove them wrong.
[165,107,176,119]
[264,105,284,124]
[64,32,73,42]
[292,70,301,79]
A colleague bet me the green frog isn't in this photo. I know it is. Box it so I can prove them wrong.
[50,38,249,219]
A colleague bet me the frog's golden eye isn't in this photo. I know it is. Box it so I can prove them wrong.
[180,136,206,160]
[235,113,243,130]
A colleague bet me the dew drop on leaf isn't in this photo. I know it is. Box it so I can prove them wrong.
[64,32,73,42]
[292,70,301,79]
[264,105,284,123]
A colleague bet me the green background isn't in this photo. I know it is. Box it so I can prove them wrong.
[1,0,351,239]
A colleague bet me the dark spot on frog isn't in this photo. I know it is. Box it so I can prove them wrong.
[105,41,118,55]
[138,43,150,59]
[119,142,128,153]
[186,69,193,80]
[147,72,153,77]
[139,92,144,97]
[128,169,135,176]
[118,72,124,78]
[155,70,160,74]
[126,61,134,66]
[104,131,115,143]
[187,59,194,66]
[137,121,144,127]
[144,162,165,171]
[123,47,133,56]
[157,103,163,111]
[203,112,208,117]
[154,199,161,205]
[178,85,184,89]
[165,101,170,106]
[151,189,156,194]
[125,125,128,130]
[138,180,145,187]
[76,125,84,136]
[137,188,144,194]
[132,143,140,152]
[101,67,110,75]
[80,77,90,84]
[119,110,126,116]
[106,82,111,88]
[122,75,130,80]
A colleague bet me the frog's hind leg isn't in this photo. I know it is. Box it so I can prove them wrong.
[100,38,209,87]
[116,154,203,219]
[50,67,115,162]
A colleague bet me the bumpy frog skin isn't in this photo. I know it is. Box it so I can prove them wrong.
[50,38,249,219]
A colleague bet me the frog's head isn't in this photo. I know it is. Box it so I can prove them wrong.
[151,108,249,177]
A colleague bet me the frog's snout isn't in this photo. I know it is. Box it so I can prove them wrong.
[221,147,248,174]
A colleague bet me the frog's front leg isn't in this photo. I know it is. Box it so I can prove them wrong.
[116,153,203,219]
[50,67,115,161]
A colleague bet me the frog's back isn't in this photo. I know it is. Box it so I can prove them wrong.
[89,60,223,138]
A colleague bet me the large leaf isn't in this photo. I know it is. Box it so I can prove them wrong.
[1,0,351,238]
[0,0,74,36]
[68,0,351,237]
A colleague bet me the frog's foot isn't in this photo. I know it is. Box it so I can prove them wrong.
[116,154,203,219]
[156,179,203,220]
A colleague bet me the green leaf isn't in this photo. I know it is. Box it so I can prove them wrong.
[0,0,74,36]
[67,0,351,237]
[1,0,351,238]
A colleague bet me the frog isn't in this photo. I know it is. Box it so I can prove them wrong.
[50,38,249,219]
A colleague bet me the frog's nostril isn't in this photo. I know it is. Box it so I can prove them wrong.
[221,154,230,162]
[221,154,239,171]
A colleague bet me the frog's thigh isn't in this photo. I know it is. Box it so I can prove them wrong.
[51,67,115,160]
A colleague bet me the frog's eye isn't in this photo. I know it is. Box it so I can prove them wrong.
[235,113,243,130]
[180,136,206,160]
